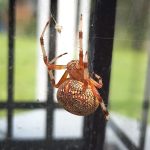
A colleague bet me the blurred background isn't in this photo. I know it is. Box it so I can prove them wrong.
[0,0,150,149]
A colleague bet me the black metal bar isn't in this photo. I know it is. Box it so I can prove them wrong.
[0,139,83,150]
[0,102,61,109]
[83,0,116,150]
[108,119,138,150]
[139,50,150,150]
[7,0,16,139]
[46,0,58,141]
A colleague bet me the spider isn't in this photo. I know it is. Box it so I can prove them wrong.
[40,14,109,120]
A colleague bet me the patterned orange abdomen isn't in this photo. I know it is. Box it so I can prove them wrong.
[57,79,99,116]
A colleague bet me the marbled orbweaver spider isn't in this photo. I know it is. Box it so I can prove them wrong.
[40,14,109,120]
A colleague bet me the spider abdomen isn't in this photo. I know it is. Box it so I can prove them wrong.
[57,79,99,116]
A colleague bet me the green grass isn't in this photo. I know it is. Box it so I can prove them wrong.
[0,110,7,117]
[0,33,37,101]
[109,42,148,120]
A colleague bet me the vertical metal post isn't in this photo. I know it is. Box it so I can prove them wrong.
[7,0,16,139]
[46,0,58,142]
[83,0,116,149]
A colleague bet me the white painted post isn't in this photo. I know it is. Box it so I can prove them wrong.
[36,0,50,101]
[54,0,78,102]
[53,0,91,102]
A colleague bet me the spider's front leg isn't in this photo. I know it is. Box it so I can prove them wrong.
[40,15,68,88]
[79,14,84,70]
[40,18,66,66]
[78,14,90,90]
[40,20,50,65]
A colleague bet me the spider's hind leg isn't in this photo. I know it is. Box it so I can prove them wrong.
[83,51,109,120]
[89,82,109,120]
[92,72,103,86]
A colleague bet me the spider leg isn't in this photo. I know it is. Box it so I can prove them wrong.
[40,20,50,65]
[82,53,108,120]
[92,72,103,85]
[46,52,68,87]
[48,70,69,88]
[49,52,67,64]
[46,55,67,88]
[89,82,109,120]
[84,51,89,79]
[82,51,89,91]
[77,14,86,83]
[84,51,103,89]
[84,51,102,88]
[40,15,64,65]
[89,77,103,89]
[40,16,68,88]
[47,52,67,70]
[79,14,84,69]
[83,50,107,119]
[48,64,66,70]
[83,50,102,89]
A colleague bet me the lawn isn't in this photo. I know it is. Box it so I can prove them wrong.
[0,33,149,121]
[0,33,37,101]
[109,45,148,120]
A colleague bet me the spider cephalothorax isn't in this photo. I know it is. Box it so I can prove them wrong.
[67,60,84,81]
[40,14,109,120]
